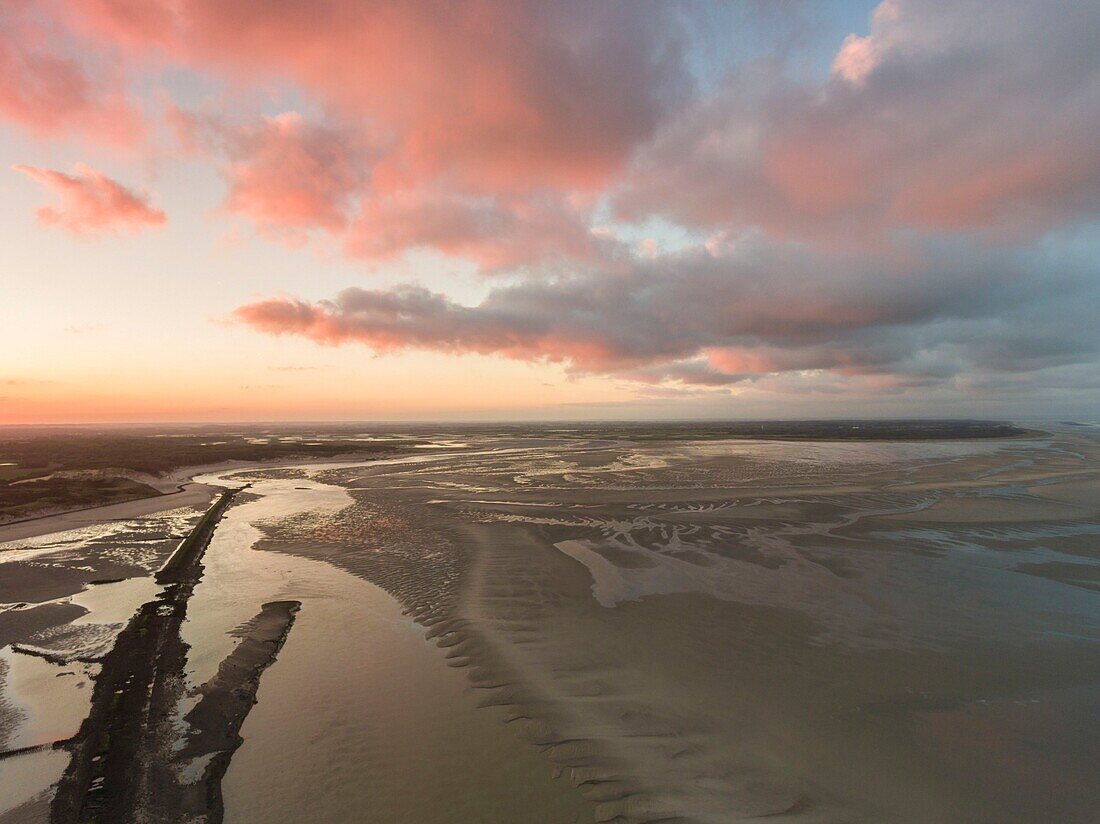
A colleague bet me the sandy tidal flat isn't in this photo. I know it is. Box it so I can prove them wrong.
[2,424,1100,822]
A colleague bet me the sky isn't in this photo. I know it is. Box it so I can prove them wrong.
[2,0,1098,424]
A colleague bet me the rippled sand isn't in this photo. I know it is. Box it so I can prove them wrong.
[3,426,1100,822]
[0,472,592,822]
[256,428,1100,822]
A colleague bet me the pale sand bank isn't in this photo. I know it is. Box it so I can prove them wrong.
[880,493,1094,523]
[0,483,215,544]
[1029,475,1100,506]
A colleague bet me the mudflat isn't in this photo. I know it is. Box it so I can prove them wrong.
[2,422,1099,822]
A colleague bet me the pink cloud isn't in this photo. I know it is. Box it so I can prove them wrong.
[172,106,596,267]
[64,0,686,194]
[13,0,1099,262]
[0,2,143,146]
[705,346,882,378]
[831,33,878,86]
[232,288,646,371]
[829,0,902,86]
[199,112,367,241]
[343,191,595,271]
[228,230,1100,398]
[617,0,1100,242]
[225,242,962,373]
[13,163,166,237]
[8,2,685,267]
[52,1,688,269]
[232,288,538,359]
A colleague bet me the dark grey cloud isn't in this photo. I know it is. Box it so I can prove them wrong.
[235,231,1100,396]
[229,0,1100,407]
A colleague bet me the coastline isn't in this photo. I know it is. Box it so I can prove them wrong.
[0,450,420,545]
[0,424,1056,546]
[0,458,599,822]
[3,429,1100,821]
[251,429,1100,822]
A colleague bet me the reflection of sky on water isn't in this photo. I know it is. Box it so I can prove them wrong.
[311,436,1055,498]
[399,435,1100,651]
[552,517,1100,651]
[0,430,1098,823]
[0,506,202,566]
[878,520,1100,561]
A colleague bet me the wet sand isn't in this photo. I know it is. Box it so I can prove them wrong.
[0,450,421,545]
[263,427,1100,822]
[188,474,594,824]
[0,468,593,823]
[2,425,1100,822]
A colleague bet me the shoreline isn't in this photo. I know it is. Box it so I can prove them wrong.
[48,485,251,822]
[0,426,1059,546]
[0,450,421,545]
[1,464,600,822]
[2,431,1099,821]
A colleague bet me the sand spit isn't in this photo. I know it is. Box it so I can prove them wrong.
[0,448,425,545]
[0,483,214,545]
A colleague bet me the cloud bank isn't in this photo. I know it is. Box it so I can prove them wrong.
[235,236,1100,394]
[4,0,1099,408]
[615,0,1100,243]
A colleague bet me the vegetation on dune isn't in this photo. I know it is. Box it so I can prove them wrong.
[0,476,162,522]
[0,430,414,524]
[0,432,410,476]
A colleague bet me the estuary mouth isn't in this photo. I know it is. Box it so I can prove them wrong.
[2,424,1100,824]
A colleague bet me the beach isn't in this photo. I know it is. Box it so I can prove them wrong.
[2,424,1100,822]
